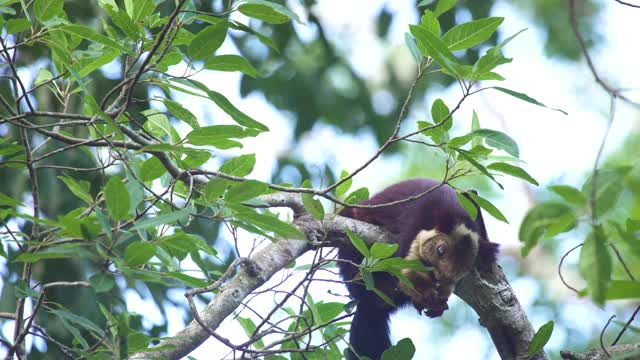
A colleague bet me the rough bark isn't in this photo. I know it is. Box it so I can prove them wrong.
[560,343,640,360]
[133,200,544,359]
[455,263,547,360]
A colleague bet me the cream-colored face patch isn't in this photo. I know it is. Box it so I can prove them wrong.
[452,224,480,247]
[407,229,440,260]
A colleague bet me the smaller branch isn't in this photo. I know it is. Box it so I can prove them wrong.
[613,0,640,8]
[600,315,615,358]
[609,243,635,281]
[568,0,640,108]
[123,0,188,109]
[611,304,640,346]
[561,343,640,360]
[558,243,583,293]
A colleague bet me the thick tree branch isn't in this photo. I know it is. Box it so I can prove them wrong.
[133,195,541,359]
[456,264,547,360]
[560,343,640,360]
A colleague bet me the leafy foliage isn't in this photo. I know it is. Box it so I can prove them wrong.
[0,0,619,358]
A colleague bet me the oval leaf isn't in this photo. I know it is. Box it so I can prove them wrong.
[124,242,156,267]
[204,54,258,78]
[487,162,538,186]
[105,176,130,221]
[442,17,503,51]
[188,21,228,60]
[468,192,507,223]
[139,156,166,182]
[225,180,268,203]
[528,320,554,356]
[579,227,611,306]
[472,128,519,158]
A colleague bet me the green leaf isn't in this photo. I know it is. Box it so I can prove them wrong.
[186,125,250,148]
[582,167,631,216]
[124,0,154,21]
[544,212,577,238]
[34,68,53,86]
[433,0,456,17]
[50,309,104,336]
[420,10,440,36]
[237,317,265,348]
[472,128,519,158]
[34,0,64,22]
[15,251,73,262]
[456,149,503,189]
[301,180,324,220]
[124,242,156,267]
[105,176,130,221]
[90,273,115,293]
[185,80,269,131]
[345,229,370,258]
[157,231,216,257]
[467,192,507,223]
[472,29,525,78]
[142,110,180,144]
[165,272,209,288]
[370,243,398,259]
[77,48,120,77]
[58,176,93,204]
[492,87,567,115]
[409,25,461,77]
[417,120,445,144]
[204,54,258,78]
[102,4,140,40]
[117,312,129,359]
[232,207,304,239]
[0,192,23,207]
[60,25,134,55]
[139,156,166,182]
[237,0,301,24]
[579,227,611,306]
[455,192,477,220]
[549,185,586,207]
[519,203,574,256]
[228,19,279,52]
[0,141,23,156]
[404,33,422,64]
[335,170,353,198]
[243,3,290,24]
[203,178,228,202]
[370,258,430,273]
[473,49,511,78]
[188,21,228,60]
[487,162,538,186]
[163,99,199,129]
[605,280,640,300]
[431,98,451,130]
[225,180,268,203]
[381,338,415,360]
[219,154,256,177]
[528,320,554,356]
[442,17,503,52]
[447,133,474,148]
[129,208,192,231]
[6,18,31,34]
[344,187,369,205]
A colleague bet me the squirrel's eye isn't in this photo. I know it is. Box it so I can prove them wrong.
[436,245,446,257]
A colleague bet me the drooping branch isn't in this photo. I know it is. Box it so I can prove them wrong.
[133,193,543,360]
